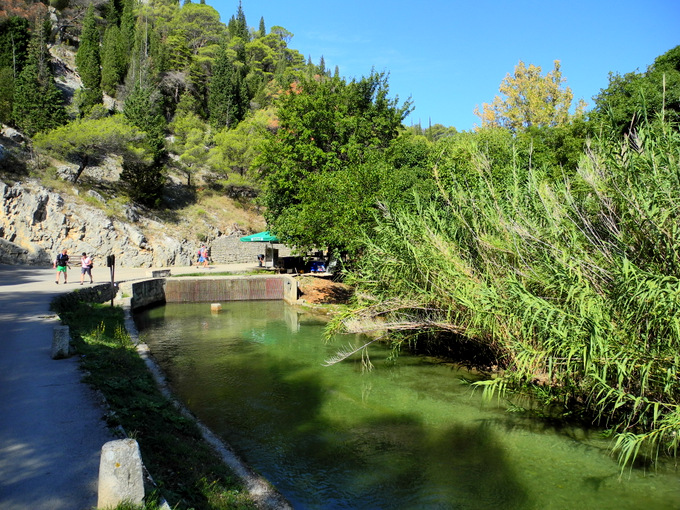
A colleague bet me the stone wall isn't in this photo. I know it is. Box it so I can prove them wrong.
[51,282,118,311]
[208,236,291,264]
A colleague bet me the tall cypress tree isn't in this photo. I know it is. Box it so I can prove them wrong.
[75,3,103,113]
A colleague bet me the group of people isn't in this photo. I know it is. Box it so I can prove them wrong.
[54,249,94,285]
[196,245,210,268]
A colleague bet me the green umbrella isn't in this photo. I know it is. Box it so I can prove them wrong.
[239,231,280,243]
[240,231,280,268]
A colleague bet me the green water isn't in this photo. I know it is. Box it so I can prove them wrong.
[135,301,680,510]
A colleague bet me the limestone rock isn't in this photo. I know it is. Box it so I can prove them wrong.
[97,439,144,508]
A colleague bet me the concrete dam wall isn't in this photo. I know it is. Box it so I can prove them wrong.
[128,275,299,310]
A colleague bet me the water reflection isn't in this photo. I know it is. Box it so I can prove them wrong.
[136,302,680,510]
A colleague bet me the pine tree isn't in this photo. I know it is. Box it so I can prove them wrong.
[12,23,66,135]
[123,83,166,162]
[0,16,30,76]
[75,3,103,113]
[0,16,30,125]
[258,17,266,38]
[101,23,127,96]
[208,47,236,128]
[208,46,249,129]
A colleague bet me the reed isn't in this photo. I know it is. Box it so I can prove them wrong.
[335,119,680,466]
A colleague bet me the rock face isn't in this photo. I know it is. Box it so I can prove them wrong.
[0,180,192,267]
[0,180,290,267]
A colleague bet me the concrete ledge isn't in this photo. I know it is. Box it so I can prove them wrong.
[146,269,171,278]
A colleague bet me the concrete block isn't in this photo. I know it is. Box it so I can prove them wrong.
[146,269,171,278]
[98,439,145,509]
[51,325,70,359]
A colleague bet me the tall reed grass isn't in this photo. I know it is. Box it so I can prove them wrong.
[334,120,680,466]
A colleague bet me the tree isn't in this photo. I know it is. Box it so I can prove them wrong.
[474,60,585,132]
[0,16,30,76]
[75,3,103,113]
[208,46,248,128]
[100,23,127,96]
[257,71,412,254]
[12,23,66,136]
[208,107,274,178]
[169,108,210,186]
[123,83,167,162]
[33,114,149,182]
[592,45,680,135]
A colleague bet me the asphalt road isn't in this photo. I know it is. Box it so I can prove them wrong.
[0,264,115,510]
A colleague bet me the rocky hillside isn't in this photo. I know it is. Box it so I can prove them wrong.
[0,22,276,268]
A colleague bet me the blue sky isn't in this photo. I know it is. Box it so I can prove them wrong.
[211,0,679,131]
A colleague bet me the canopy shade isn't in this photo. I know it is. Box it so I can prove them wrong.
[239,231,280,243]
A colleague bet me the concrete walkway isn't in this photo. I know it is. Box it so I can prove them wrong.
[0,262,257,510]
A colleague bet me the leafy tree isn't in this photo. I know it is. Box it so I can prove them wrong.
[258,71,412,254]
[33,114,148,182]
[12,24,66,136]
[592,45,680,135]
[475,60,586,132]
[75,3,103,113]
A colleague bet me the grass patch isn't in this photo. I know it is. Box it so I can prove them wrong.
[52,300,255,510]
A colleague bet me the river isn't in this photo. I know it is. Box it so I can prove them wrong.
[135,301,680,510]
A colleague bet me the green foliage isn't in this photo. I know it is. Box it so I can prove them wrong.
[0,66,15,124]
[75,4,103,113]
[337,118,680,467]
[12,26,66,136]
[592,45,680,136]
[169,108,210,185]
[208,107,273,179]
[0,16,30,73]
[208,45,248,129]
[101,23,127,96]
[120,157,166,207]
[123,84,167,162]
[33,114,148,182]
[258,70,412,255]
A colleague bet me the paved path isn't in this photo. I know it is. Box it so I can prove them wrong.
[0,262,256,509]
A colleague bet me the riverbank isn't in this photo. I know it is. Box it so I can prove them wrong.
[0,262,289,509]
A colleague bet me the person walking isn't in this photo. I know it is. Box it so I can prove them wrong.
[54,249,70,284]
[80,252,94,284]
[198,245,210,268]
